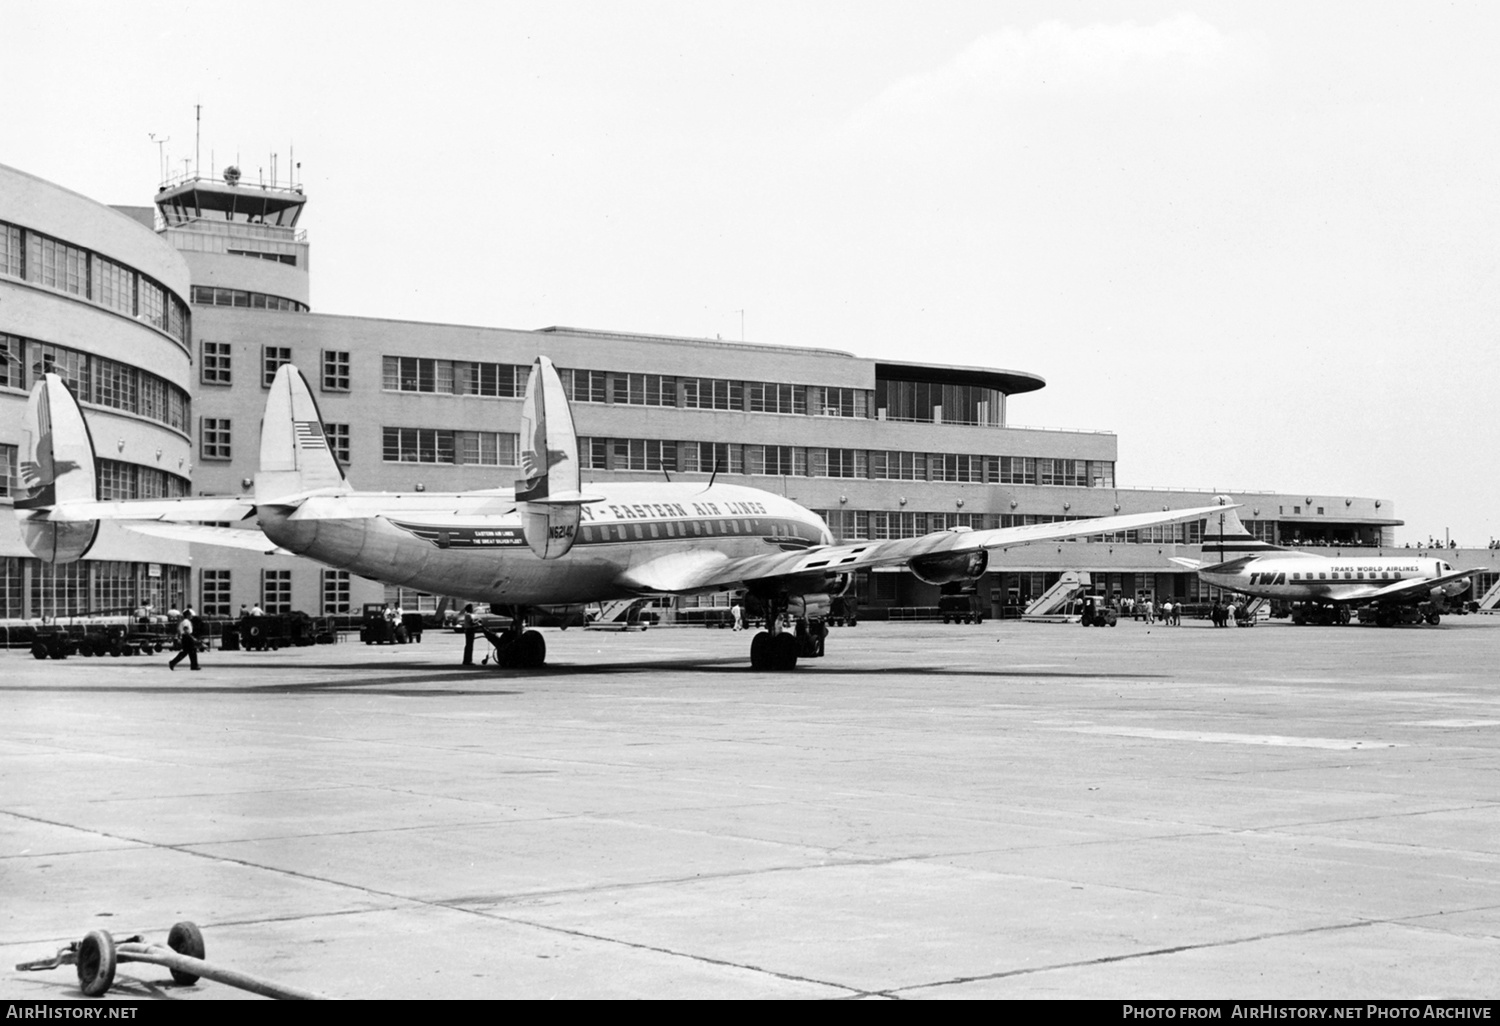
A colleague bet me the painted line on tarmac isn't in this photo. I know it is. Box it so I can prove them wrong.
[1056,726,1402,749]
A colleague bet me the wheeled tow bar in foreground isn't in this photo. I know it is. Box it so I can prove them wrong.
[16,921,327,1000]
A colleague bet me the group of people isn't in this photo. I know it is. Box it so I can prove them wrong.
[1209,598,1246,627]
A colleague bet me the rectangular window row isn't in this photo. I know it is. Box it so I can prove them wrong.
[380,427,520,465]
[0,220,190,347]
[381,356,526,397]
[190,285,306,312]
[1,334,191,433]
[580,438,1115,485]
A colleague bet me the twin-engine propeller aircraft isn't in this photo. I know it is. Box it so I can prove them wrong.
[15,358,1230,669]
[1173,499,1484,626]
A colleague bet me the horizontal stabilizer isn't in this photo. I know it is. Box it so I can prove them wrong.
[40,497,255,523]
[287,491,518,521]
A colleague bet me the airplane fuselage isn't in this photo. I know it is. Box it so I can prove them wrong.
[1199,555,1469,605]
[257,481,833,605]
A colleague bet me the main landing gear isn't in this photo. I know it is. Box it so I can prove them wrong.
[748,593,828,671]
[482,607,547,668]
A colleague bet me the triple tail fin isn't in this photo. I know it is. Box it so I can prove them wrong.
[515,356,597,559]
[255,364,350,505]
[16,374,99,563]
[1202,495,1285,563]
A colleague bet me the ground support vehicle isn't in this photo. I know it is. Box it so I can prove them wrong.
[938,587,984,624]
[29,626,79,660]
[1078,595,1119,627]
[77,623,172,657]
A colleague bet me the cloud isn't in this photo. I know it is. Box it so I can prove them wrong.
[844,13,1238,135]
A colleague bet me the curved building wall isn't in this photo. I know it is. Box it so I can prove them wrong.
[1,163,194,619]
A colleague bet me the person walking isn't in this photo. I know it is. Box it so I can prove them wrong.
[460,604,476,665]
[168,607,201,671]
[731,600,744,631]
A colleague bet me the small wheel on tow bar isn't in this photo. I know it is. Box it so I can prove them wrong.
[76,929,117,998]
[166,921,205,984]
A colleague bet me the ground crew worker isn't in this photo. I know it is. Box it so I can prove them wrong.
[168,607,201,671]
[461,604,476,665]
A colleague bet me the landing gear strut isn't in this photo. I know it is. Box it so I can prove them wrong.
[483,607,547,668]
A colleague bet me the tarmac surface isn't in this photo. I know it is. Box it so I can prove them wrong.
[2,616,1498,1000]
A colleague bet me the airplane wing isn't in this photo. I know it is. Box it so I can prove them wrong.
[616,504,1234,594]
[120,522,294,554]
[1338,567,1487,604]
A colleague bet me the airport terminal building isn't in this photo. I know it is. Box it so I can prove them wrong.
[7,161,1487,623]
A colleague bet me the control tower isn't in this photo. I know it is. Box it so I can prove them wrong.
[153,166,310,311]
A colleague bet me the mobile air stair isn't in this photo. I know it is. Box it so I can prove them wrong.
[1021,572,1091,624]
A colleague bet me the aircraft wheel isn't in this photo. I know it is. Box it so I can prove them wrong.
[166,921,205,984]
[76,929,116,998]
[771,632,800,671]
[1427,612,1441,626]
[519,630,546,667]
[749,631,772,670]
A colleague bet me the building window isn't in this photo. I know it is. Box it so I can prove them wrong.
[0,334,21,391]
[681,377,743,410]
[324,422,350,463]
[817,386,867,418]
[680,441,743,475]
[201,569,232,618]
[0,221,22,277]
[0,443,16,498]
[562,368,608,403]
[92,356,138,412]
[263,346,292,387]
[611,438,677,471]
[455,430,519,466]
[322,570,351,616]
[611,373,677,407]
[322,350,350,392]
[382,426,455,463]
[261,569,292,614]
[91,254,135,316]
[27,233,88,296]
[748,382,807,415]
[201,418,232,460]
[201,342,232,385]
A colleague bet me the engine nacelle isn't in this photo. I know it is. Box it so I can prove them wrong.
[908,549,989,586]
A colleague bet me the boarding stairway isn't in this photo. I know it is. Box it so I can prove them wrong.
[585,598,650,630]
[1477,579,1500,614]
[1021,572,1090,623]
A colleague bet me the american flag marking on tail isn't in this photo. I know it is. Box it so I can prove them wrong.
[293,421,327,450]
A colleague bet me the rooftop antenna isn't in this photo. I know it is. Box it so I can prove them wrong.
[194,104,201,178]
[148,134,170,184]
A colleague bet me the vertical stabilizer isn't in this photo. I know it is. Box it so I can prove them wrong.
[1202,495,1284,561]
[16,374,99,562]
[515,356,582,559]
[255,364,349,504]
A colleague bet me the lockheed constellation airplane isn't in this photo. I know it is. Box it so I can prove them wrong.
[15,358,1229,669]
[1173,499,1484,626]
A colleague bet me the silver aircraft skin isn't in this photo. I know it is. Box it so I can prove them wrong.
[1177,500,1484,626]
[14,358,1231,668]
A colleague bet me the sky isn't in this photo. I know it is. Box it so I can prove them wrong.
[5,0,1499,546]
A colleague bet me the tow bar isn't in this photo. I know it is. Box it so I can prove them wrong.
[16,922,327,1000]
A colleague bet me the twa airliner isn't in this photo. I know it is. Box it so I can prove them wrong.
[15,358,1226,669]
[1174,500,1483,626]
